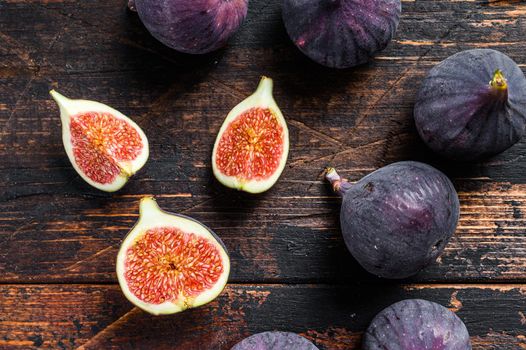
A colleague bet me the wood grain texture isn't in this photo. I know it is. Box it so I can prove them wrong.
[1,0,526,349]
[1,0,526,284]
[0,284,524,350]
[1,181,526,283]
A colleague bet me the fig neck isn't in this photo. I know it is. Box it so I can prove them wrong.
[50,90,74,124]
[252,76,274,102]
[139,197,162,219]
[489,69,508,102]
[325,167,352,196]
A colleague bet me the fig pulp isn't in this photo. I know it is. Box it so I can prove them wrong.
[130,0,248,54]
[282,0,401,68]
[116,197,230,315]
[232,331,319,350]
[50,90,149,192]
[363,299,472,349]
[415,49,526,161]
[326,161,459,279]
[212,77,289,193]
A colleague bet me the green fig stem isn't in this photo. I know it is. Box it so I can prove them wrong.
[325,167,352,196]
[490,70,507,91]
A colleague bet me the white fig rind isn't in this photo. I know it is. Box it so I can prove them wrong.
[116,197,230,316]
[212,76,290,194]
[50,90,149,192]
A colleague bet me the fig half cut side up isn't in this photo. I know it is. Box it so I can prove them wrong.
[116,197,230,315]
[50,90,149,192]
[212,76,289,193]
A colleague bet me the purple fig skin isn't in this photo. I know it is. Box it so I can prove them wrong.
[326,161,459,279]
[282,0,401,68]
[231,332,319,350]
[363,299,472,350]
[414,49,526,161]
[133,0,248,54]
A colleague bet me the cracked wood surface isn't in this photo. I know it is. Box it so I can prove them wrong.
[1,284,525,349]
[0,0,525,349]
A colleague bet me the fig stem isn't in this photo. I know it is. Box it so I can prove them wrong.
[490,69,507,91]
[325,167,352,196]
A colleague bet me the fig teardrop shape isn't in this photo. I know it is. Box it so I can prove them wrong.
[326,161,460,279]
[116,197,230,315]
[50,90,149,192]
[212,77,289,193]
[414,49,526,160]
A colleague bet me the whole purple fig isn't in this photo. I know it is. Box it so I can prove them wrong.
[282,0,401,68]
[415,49,526,161]
[326,161,459,279]
[130,0,248,54]
[363,299,472,350]
[232,331,319,350]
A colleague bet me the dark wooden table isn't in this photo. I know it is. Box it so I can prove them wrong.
[1,0,525,349]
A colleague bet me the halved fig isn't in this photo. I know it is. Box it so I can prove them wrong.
[50,90,149,192]
[232,331,319,350]
[212,77,289,193]
[116,197,230,315]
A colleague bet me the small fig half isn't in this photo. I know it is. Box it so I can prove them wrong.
[232,331,319,350]
[415,49,526,161]
[326,161,460,279]
[212,77,289,193]
[363,299,472,349]
[130,0,248,54]
[116,197,230,315]
[282,0,401,68]
[50,90,149,192]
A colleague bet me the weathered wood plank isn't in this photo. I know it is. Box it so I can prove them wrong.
[1,0,526,283]
[0,284,524,349]
[1,181,526,283]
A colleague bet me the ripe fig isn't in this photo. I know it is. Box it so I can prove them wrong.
[415,49,526,161]
[212,76,289,193]
[363,299,472,350]
[326,161,459,279]
[282,0,401,68]
[130,0,248,54]
[232,331,319,350]
[50,90,149,192]
[116,197,230,315]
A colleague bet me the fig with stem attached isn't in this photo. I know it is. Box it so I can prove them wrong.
[50,90,149,192]
[326,161,459,279]
[116,197,230,315]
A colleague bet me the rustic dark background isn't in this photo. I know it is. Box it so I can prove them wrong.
[1,0,525,349]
